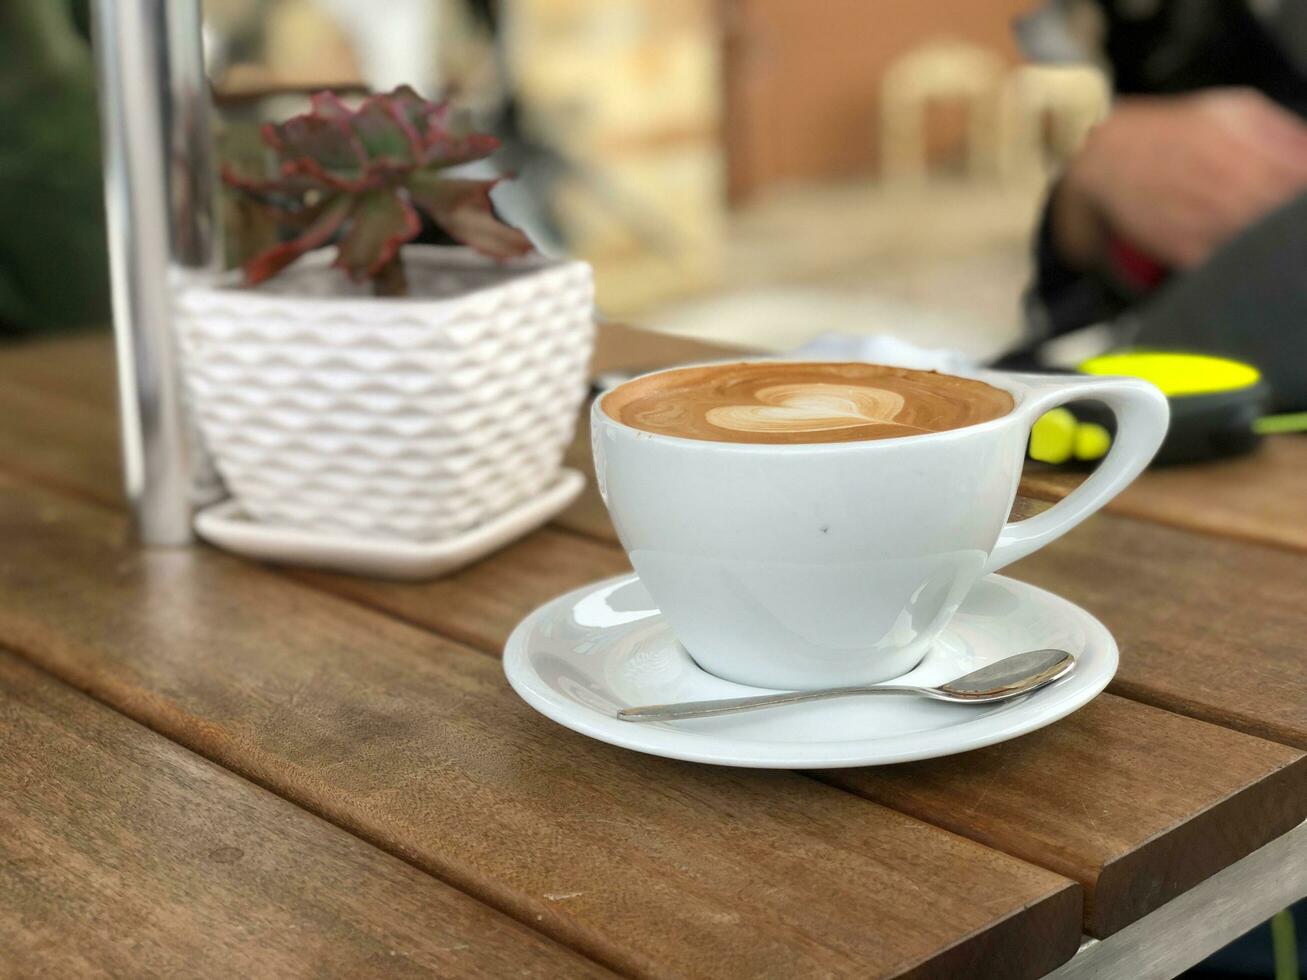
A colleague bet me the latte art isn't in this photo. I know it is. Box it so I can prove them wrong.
[704,383,911,434]
[603,362,1014,445]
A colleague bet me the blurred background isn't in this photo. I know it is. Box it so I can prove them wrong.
[3,0,1113,357]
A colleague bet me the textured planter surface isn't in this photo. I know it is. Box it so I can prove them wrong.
[175,247,594,540]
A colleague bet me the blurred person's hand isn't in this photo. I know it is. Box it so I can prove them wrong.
[1052,88,1307,271]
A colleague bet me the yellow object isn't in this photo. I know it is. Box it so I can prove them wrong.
[1079,351,1260,397]
[1030,408,1077,464]
[1074,422,1111,461]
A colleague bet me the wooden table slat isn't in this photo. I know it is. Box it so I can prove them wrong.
[294,527,631,654]
[0,379,122,507]
[0,329,120,407]
[590,322,745,377]
[1020,437,1307,556]
[1006,515,1307,750]
[821,695,1306,936]
[0,478,1081,979]
[0,649,611,979]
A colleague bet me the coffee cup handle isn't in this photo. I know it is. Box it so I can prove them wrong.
[984,374,1170,574]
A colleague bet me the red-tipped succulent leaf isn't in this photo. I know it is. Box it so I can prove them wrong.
[223,85,531,289]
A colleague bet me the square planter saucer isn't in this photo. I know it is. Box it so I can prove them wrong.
[195,468,585,580]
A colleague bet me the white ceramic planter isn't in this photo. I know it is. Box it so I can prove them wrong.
[174,246,594,541]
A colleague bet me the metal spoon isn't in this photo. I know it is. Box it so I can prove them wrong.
[615,649,1075,723]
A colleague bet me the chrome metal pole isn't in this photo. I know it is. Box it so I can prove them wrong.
[91,0,219,545]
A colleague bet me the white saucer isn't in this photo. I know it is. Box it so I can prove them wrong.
[504,573,1117,768]
[195,468,584,580]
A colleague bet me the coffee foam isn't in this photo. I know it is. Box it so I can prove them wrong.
[602,362,1014,445]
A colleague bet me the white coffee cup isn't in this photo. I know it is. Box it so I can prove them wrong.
[592,364,1168,690]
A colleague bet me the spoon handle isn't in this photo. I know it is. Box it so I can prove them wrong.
[616,685,923,723]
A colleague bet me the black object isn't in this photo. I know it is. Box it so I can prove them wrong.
[1060,381,1271,466]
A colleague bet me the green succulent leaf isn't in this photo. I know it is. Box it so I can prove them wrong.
[408,175,532,260]
[334,191,421,281]
[306,90,353,122]
[242,196,351,286]
[384,85,432,128]
[264,116,364,178]
[352,99,420,163]
[220,163,321,199]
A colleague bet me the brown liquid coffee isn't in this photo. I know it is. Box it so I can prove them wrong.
[602,361,1014,445]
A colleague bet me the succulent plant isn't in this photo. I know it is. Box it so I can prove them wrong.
[222,85,531,296]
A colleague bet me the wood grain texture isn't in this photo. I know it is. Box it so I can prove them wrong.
[1016,465,1082,504]
[821,694,1307,937]
[1018,437,1307,554]
[294,527,630,653]
[0,478,1081,980]
[0,379,121,507]
[590,322,744,377]
[1007,514,1307,750]
[0,329,119,407]
[0,649,610,979]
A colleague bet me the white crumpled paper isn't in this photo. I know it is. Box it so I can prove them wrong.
[790,332,982,375]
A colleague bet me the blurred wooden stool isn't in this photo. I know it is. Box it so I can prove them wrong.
[999,64,1109,179]
[879,39,1006,181]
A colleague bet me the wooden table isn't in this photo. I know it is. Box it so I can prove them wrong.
[1,325,1304,979]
